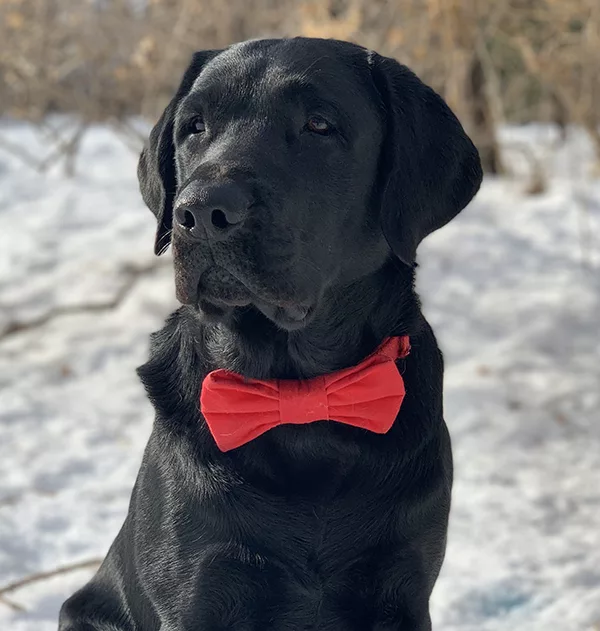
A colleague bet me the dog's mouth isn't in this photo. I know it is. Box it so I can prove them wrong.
[175,265,316,331]
[253,302,315,331]
[200,294,315,332]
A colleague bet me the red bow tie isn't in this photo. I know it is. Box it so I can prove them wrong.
[200,336,410,452]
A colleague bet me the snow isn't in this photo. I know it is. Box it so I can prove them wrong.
[1,120,599,630]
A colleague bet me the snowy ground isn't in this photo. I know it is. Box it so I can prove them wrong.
[0,121,599,631]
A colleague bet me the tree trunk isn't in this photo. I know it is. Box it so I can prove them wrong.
[467,54,503,174]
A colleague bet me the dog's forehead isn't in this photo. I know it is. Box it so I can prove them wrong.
[192,39,375,110]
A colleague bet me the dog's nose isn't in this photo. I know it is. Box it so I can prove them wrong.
[174,181,252,239]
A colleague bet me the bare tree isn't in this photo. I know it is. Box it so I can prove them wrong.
[1,0,598,171]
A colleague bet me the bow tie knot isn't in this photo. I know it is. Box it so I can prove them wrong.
[200,336,410,452]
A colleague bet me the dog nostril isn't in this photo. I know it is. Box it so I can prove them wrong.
[181,209,196,230]
[211,208,230,230]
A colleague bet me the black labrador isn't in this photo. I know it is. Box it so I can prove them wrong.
[59,37,482,631]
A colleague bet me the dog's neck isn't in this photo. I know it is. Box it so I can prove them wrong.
[202,259,421,381]
[137,258,423,441]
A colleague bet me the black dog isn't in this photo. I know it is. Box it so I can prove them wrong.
[59,38,481,631]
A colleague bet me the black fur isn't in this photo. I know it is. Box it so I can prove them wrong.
[59,37,481,631]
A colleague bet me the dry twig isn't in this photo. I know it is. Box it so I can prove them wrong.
[0,260,168,342]
[0,558,102,612]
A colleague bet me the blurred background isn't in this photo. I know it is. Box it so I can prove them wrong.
[0,1,599,630]
[2,0,600,177]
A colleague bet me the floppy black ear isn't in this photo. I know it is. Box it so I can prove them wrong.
[369,53,483,265]
[138,50,221,255]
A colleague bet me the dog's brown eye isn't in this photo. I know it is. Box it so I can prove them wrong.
[306,116,331,135]
[189,117,206,134]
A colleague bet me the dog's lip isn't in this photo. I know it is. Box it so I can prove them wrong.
[254,301,315,330]
[199,295,314,320]
[200,267,314,312]
[277,303,313,322]
[196,290,315,330]
[178,264,317,327]
[200,294,253,308]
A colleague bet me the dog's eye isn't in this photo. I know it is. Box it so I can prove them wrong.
[188,117,206,135]
[306,116,332,135]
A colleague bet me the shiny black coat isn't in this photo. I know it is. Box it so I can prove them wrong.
[59,37,481,631]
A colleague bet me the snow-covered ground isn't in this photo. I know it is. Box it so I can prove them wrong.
[0,121,599,631]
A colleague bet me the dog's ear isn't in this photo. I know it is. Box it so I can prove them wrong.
[138,50,221,255]
[369,52,483,265]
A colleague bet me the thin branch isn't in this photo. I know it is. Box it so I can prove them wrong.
[573,188,597,272]
[0,124,87,174]
[0,136,46,171]
[38,124,87,175]
[502,140,549,195]
[475,29,506,126]
[0,594,26,612]
[0,259,169,342]
[109,119,146,154]
[0,558,102,601]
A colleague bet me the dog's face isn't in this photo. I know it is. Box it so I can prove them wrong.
[138,38,482,331]
[171,40,387,330]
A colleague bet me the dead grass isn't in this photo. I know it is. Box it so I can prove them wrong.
[0,0,598,173]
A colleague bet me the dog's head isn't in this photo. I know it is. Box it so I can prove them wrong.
[138,38,482,331]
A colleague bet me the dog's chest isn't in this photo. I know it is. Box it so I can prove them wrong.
[217,508,392,630]
[142,463,401,630]
[203,479,398,628]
